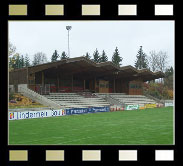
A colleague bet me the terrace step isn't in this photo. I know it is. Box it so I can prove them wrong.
[43,93,110,108]
[95,93,158,106]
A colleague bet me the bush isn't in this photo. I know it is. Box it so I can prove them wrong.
[168,90,173,99]
[143,82,173,100]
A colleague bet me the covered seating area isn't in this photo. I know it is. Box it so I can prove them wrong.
[9,56,164,95]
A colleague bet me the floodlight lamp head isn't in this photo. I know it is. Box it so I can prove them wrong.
[66,26,72,30]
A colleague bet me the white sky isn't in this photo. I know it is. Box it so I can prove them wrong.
[8,21,174,68]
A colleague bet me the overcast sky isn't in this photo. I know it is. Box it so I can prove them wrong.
[9,21,174,68]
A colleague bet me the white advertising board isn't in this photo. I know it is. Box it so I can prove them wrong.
[9,109,65,120]
[126,105,139,110]
[165,102,174,107]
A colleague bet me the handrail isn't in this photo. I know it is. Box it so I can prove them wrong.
[18,86,61,109]
[143,93,164,104]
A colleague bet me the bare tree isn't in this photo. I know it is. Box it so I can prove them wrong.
[148,51,169,73]
[156,51,169,73]
[8,41,16,57]
[32,52,47,66]
[148,51,159,72]
[8,41,19,70]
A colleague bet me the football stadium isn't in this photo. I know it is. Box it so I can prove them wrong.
[8,56,174,145]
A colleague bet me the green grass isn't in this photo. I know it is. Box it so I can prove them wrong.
[9,107,173,145]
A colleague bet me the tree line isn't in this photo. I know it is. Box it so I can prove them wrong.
[8,42,172,76]
[8,43,123,70]
[134,46,170,74]
[51,47,123,67]
[84,47,123,67]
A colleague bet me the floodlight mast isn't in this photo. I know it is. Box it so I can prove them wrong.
[66,26,72,58]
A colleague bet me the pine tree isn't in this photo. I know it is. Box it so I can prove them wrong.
[60,51,68,60]
[32,54,38,66]
[25,54,31,67]
[112,47,122,67]
[51,50,59,62]
[164,66,173,89]
[100,50,108,62]
[93,48,100,63]
[85,52,91,59]
[15,54,21,69]
[135,46,148,69]
[19,55,25,68]
[165,66,173,77]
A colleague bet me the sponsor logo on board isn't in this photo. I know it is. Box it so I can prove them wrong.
[145,104,157,108]
[9,109,65,120]
[126,105,139,110]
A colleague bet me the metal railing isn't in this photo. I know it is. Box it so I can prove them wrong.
[35,84,50,95]
[18,85,61,109]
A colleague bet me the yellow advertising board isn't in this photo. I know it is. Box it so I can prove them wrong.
[145,104,157,108]
[139,106,145,110]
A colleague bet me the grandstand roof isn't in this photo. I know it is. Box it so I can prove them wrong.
[10,56,165,81]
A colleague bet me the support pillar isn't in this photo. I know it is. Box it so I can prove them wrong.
[41,71,44,86]
[41,71,44,94]
[114,78,116,93]
[57,73,59,92]
[71,75,73,92]
[95,77,96,93]
[84,80,85,91]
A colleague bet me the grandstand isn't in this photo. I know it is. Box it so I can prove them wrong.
[9,56,164,109]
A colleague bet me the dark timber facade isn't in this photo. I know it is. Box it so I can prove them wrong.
[9,57,164,95]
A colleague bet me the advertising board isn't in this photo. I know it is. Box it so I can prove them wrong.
[92,107,110,112]
[9,106,110,120]
[145,104,157,109]
[66,107,92,115]
[9,109,65,120]
[125,105,139,110]
[165,102,174,107]
[66,106,110,115]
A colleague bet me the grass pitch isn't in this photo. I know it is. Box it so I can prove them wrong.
[9,107,173,145]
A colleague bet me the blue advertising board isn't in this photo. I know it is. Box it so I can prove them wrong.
[65,107,92,115]
[92,107,110,113]
[66,106,110,115]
